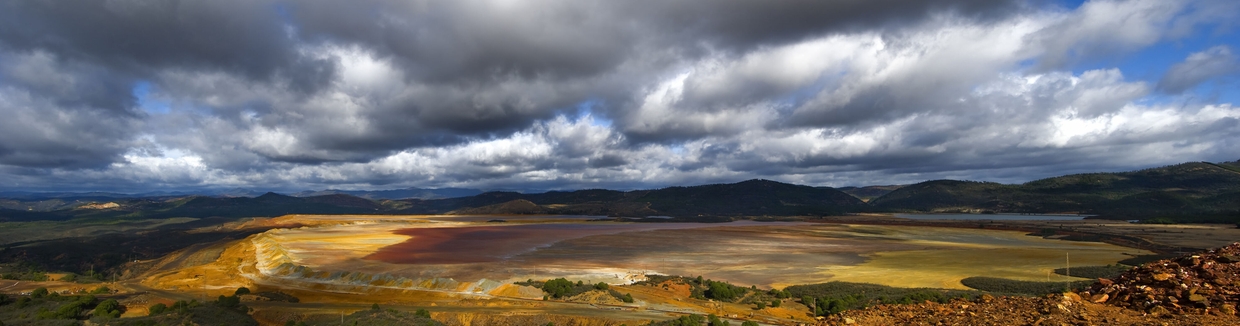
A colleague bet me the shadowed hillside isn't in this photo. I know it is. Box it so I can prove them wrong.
[1,161,1236,223]
[870,162,1240,222]
[836,185,905,202]
[407,179,865,217]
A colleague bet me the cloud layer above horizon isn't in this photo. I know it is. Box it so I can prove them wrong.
[1,0,1238,192]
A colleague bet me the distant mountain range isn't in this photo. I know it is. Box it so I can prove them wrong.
[835,185,905,202]
[0,187,484,212]
[1,160,1237,223]
[287,187,483,200]
[872,161,1240,222]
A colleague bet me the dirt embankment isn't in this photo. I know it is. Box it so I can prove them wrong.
[1082,242,1240,316]
[816,243,1240,325]
[432,311,642,326]
[818,293,1236,325]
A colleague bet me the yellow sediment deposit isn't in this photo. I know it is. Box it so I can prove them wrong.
[142,237,259,297]
[486,283,544,298]
[252,223,413,268]
[822,226,1152,289]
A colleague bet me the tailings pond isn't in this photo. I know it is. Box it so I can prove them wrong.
[257,216,1150,290]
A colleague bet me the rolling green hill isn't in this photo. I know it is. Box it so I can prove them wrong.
[1,161,1236,223]
[398,179,865,217]
[870,162,1240,222]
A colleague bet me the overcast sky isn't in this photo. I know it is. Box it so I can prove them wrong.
[0,0,1238,193]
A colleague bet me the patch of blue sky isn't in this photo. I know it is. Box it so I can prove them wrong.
[1065,23,1238,106]
[1177,77,1240,106]
[774,71,845,110]
[1029,0,1240,106]
[132,81,171,114]
[670,144,687,155]
[1071,27,1233,79]
[572,99,613,127]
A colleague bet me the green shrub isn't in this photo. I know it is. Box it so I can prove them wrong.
[1052,265,1131,279]
[94,299,121,319]
[148,303,167,315]
[415,308,431,318]
[536,278,594,299]
[30,287,48,299]
[216,295,241,309]
[786,282,981,316]
[704,281,745,301]
[960,277,1091,295]
[656,314,705,326]
[39,300,85,319]
[1140,217,1177,224]
[594,282,609,290]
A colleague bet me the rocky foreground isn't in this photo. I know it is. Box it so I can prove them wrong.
[816,243,1240,325]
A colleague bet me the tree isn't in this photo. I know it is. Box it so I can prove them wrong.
[771,299,781,307]
[15,297,30,308]
[94,299,121,319]
[594,282,609,290]
[148,303,168,315]
[542,278,576,298]
[741,321,759,326]
[30,287,48,299]
[669,314,705,326]
[42,301,85,319]
[706,281,737,301]
[217,294,241,308]
[754,301,765,309]
[371,303,380,311]
[415,308,431,318]
[235,287,251,296]
[622,293,634,303]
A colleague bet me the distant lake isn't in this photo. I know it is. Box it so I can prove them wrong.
[894,213,1088,221]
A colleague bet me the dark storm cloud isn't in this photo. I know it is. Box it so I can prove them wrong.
[0,0,1236,193]
[0,0,1027,166]
[0,0,335,90]
[614,0,1024,51]
[286,0,1024,81]
[0,50,142,168]
[265,0,1028,152]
